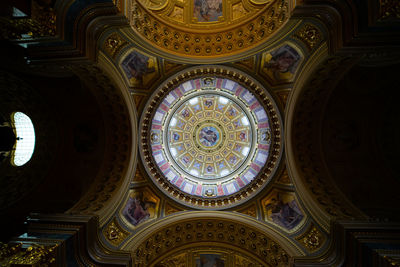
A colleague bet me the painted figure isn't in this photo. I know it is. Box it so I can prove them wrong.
[265,45,300,73]
[264,45,301,81]
[181,108,190,118]
[204,99,214,108]
[123,193,156,226]
[194,0,222,22]
[265,193,303,230]
[150,131,159,143]
[227,107,237,117]
[182,155,191,165]
[233,119,241,128]
[196,254,225,267]
[239,131,246,141]
[173,132,180,141]
[261,130,270,142]
[228,155,237,165]
[234,144,242,152]
[206,165,214,173]
[121,51,155,84]
[199,127,219,146]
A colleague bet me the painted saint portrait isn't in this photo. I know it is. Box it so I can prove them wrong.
[121,51,156,86]
[262,44,301,82]
[263,191,304,230]
[196,254,225,267]
[199,126,219,147]
[122,190,158,226]
[194,0,222,22]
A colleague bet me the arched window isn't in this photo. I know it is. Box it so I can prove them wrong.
[10,112,35,166]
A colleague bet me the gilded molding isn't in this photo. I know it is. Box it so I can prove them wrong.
[128,0,290,58]
[0,242,57,266]
[379,0,400,20]
[276,167,292,185]
[139,65,283,209]
[236,204,258,218]
[165,202,185,215]
[163,60,185,74]
[159,252,186,266]
[103,218,130,246]
[0,0,56,40]
[234,56,256,71]
[133,167,146,182]
[295,224,325,253]
[155,245,267,266]
[103,33,129,59]
[276,90,290,110]
[132,218,291,266]
[294,24,321,50]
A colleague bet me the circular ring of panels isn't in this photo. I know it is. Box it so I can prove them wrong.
[140,66,282,209]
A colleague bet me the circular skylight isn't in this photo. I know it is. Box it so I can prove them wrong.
[140,66,282,209]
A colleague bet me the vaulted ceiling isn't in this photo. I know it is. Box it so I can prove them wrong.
[1,0,400,266]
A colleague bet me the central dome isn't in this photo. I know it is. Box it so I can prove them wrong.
[140,66,282,208]
[166,92,254,180]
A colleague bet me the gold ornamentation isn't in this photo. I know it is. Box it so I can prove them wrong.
[163,60,184,73]
[139,66,282,208]
[132,94,146,112]
[133,218,290,266]
[232,2,248,20]
[276,90,290,109]
[159,252,187,266]
[235,57,255,70]
[296,224,325,252]
[276,167,292,184]
[103,218,130,246]
[133,167,146,182]
[237,204,257,218]
[294,24,321,50]
[379,0,400,20]
[103,33,128,59]
[165,202,184,215]
[0,242,57,266]
[0,0,56,39]
[170,6,184,22]
[129,0,289,57]
[138,0,169,10]
[113,0,124,12]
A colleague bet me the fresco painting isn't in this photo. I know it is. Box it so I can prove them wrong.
[122,189,159,226]
[196,254,225,267]
[121,50,156,87]
[262,44,301,82]
[194,0,222,22]
[263,191,304,230]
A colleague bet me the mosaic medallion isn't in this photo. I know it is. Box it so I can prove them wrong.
[140,66,282,209]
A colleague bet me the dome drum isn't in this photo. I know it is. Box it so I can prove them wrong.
[140,66,282,209]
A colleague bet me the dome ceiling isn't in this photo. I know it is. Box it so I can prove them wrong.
[128,0,291,59]
[140,65,283,209]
